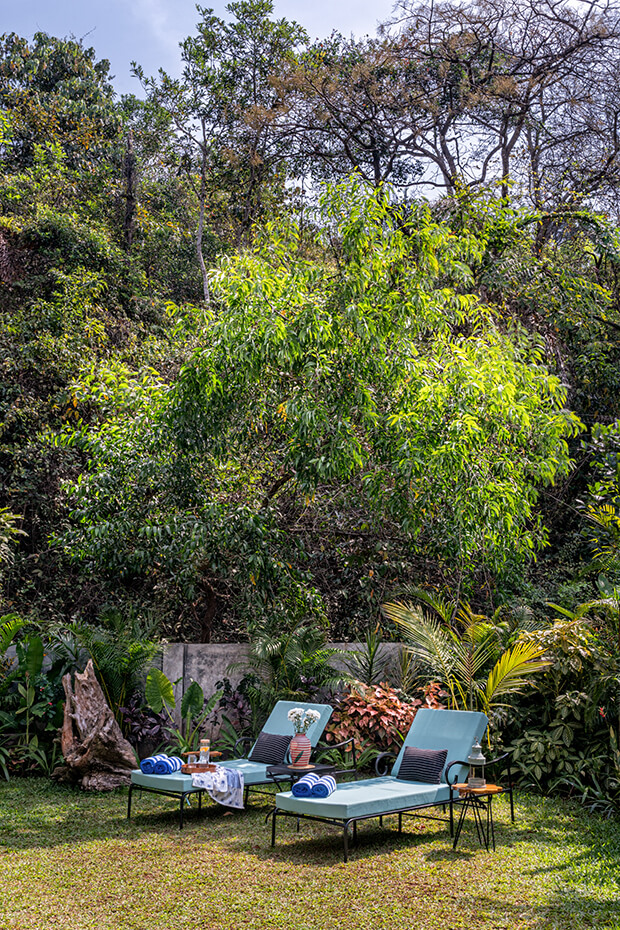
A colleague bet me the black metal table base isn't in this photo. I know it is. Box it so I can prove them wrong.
[452,793,497,851]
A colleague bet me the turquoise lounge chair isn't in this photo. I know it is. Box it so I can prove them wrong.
[270,707,488,860]
[128,700,333,827]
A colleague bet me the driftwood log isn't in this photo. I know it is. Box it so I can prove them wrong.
[54,659,136,790]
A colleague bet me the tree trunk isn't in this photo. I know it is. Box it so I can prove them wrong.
[123,129,137,252]
[196,121,211,305]
[53,659,136,790]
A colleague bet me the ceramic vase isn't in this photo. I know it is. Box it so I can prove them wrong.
[290,732,311,766]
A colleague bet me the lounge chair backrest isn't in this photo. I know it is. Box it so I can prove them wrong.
[391,708,488,784]
[249,700,333,756]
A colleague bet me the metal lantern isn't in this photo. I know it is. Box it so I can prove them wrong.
[467,739,486,789]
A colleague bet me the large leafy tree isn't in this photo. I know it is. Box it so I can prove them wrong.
[0,32,120,172]
[59,181,581,637]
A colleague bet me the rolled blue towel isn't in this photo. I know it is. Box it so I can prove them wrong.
[140,754,168,775]
[292,772,321,798]
[311,775,337,798]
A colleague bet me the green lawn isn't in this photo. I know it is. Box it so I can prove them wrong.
[0,779,619,929]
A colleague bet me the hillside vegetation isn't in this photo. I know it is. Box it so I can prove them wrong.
[1,0,620,645]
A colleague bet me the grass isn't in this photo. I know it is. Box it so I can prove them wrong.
[0,779,619,929]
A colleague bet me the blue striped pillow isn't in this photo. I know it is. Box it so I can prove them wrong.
[397,746,448,784]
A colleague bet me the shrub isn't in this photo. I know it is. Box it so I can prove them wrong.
[324,680,445,756]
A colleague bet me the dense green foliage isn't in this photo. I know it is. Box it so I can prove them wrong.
[2,0,620,812]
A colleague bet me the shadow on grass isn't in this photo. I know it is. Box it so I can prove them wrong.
[0,777,251,850]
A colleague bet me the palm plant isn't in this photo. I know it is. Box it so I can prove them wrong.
[230,621,349,720]
[345,624,390,686]
[382,588,550,719]
[56,609,161,722]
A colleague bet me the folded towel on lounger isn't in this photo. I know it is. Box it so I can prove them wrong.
[310,775,337,798]
[291,772,321,798]
[140,754,167,774]
[154,755,182,774]
[192,767,244,809]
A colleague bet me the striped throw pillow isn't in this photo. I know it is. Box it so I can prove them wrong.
[397,746,448,784]
[248,731,292,764]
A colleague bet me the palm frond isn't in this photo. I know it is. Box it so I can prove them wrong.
[396,586,457,624]
[382,600,459,705]
[452,633,498,683]
[483,640,551,710]
[547,602,593,622]
[0,614,24,654]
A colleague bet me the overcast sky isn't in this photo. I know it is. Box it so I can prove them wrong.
[4,1,399,96]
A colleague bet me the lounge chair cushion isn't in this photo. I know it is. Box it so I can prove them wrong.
[276,776,450,820]
[131,770,195,793]
[131,760,275,791]
[391,708,488,784]
[247,701,332,757]
[397,746,447,784]
[248,732,292,764]
[215,758,274,785]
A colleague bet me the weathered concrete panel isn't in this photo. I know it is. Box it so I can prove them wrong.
[161,641,404,703]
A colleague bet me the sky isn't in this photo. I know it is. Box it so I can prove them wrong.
[3,1,399,96]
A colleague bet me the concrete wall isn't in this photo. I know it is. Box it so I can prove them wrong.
[162,641,404,705]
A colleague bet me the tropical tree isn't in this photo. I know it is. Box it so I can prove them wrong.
[57,180,583,638]
[0,31,120,172]
[135,0,307,298]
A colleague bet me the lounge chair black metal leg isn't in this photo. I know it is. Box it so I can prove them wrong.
[379,815,383,827]
[343,822,350,863]
[353,820,357,844]
[244,785,250,807]
[271,810,277,847]
[127,784,133,821]
[398,812,402,834]
[449,797,454,836]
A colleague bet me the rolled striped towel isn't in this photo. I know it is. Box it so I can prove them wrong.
[291,772,321,797]
[153,755,183,774]
[310,775,337,798]
[140,754,168,774]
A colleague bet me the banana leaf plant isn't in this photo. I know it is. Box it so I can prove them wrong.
[145,667,222,754]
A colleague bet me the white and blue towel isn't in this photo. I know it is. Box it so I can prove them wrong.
[310,774,337,798]
[192,766,245,810]
[291,772,337,798]
[140,754,183,775]
[291,772,321,797]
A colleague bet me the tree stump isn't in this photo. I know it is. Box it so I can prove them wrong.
[53,659,136,790]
